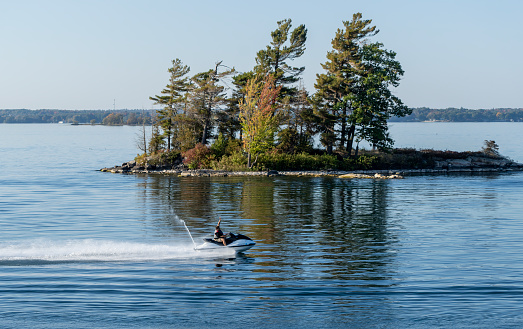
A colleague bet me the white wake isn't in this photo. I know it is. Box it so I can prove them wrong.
[0,239,235,263]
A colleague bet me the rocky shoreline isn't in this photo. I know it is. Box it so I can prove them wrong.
[100,155,523,179]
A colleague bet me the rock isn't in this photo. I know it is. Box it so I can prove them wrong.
[267,170,279,177]
[447,159,472,169]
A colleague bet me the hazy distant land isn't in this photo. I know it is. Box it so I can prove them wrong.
[2,108,523,125]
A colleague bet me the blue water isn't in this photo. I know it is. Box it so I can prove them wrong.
[1,123,523,328]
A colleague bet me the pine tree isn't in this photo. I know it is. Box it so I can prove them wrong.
[149,59,191,151]
[313,13,409,155]
[187,61,235,145]
[254,19,307,103]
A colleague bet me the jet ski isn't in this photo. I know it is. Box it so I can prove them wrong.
[195,233,255,252]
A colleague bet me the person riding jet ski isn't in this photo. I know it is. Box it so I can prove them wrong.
[214,218,227,246]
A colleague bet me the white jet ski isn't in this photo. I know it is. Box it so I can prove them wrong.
[195,233,256,252]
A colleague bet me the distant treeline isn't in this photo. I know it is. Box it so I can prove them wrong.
[4,108,522,125]
[0,109,154,125]
[389,107,523,122]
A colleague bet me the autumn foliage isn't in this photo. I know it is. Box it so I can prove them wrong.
[239,75,282,167]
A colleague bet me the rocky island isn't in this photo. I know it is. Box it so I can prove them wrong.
[101,148,523,179]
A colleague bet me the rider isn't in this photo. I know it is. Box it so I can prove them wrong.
[214,218,227,246]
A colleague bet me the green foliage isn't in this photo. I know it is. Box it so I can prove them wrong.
[210,151,248,171]
[149,59,191,150]
[313,13,410,154]
[141,16,413,163]
[276,127,313,154]
[134,150,181,168]
[210,133,228,158]
[134,153,148,166]
[188,62,235,145]
[254,18,307,99]
[239,75,281,167]
[148,123,165,153]
[253,152,376,171]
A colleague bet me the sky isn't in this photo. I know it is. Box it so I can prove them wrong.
[1,0,522,110]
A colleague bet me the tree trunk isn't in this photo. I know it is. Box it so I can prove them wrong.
[201,122,209,145]
[142,117,147,154]
[340,105,347,152]
[166,118,172,151]
[346,124,356,157]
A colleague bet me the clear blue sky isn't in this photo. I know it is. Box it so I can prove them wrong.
[1,0,521,110]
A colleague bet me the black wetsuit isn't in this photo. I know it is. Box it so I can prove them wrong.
[214,228,224,239]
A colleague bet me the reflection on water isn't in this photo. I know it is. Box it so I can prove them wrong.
[136,175,397,285]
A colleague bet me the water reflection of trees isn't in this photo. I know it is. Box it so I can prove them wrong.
[137,175,396,281]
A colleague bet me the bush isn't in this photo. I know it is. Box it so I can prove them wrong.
[211,151,248,171]
[210,133,228,158]
[134,150,181,168]
[134,153,148,166]
[254,152,342,171]
[182,144,215,169]
[210,135,243,159]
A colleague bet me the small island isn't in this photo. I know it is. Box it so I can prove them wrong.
[97,15,522,178]
[101,141,523,178]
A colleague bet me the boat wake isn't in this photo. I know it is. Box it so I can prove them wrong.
[0,239,236,265]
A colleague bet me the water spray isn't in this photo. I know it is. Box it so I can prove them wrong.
[173,213,197,248]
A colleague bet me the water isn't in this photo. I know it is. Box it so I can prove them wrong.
[1,123,523,328]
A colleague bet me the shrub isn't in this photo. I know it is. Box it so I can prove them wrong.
[134,150,181,168]
[182,143,215,169]
[254,152,341,171]
[134,153,148,166]
[210,133,228,158]
[211,151,248,171]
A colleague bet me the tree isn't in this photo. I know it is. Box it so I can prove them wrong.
[149,59,191,151]
[187,61,235,145]
[482,140,500,157]
[217,71,254,140]
[136,110,149,154]
[254,19,307,103]
[239,75,282,167]
[277,83,316,153]
[148,114,165,153]
[102,113,124,126]
[313,13,409,155]
[313,13,377,154]
[349,42,410,153]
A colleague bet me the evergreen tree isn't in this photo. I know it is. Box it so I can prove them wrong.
[187,61,235,145]
[254,19,307,103]
[313,13,409,155]
[313,13,377,154]
[217,71,254,139]
[149,58,191,151]
[350,42,410,153]
[277,83,315,153]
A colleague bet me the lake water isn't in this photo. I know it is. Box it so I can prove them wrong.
[1,123,523,328]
